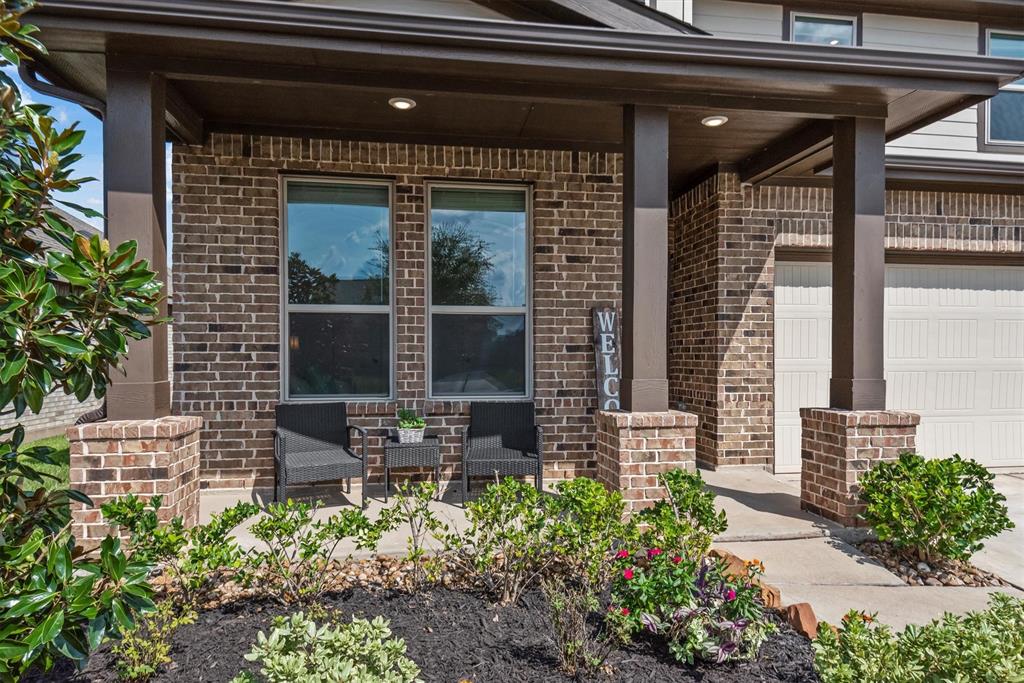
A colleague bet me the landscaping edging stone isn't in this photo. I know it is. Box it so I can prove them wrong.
[30,587,820,683]
[857,540,1012,588]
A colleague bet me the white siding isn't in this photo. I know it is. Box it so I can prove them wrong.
[861,13,977,55]
[692,0,782,41]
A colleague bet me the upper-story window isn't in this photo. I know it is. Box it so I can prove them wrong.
[985,30,1024,147]
[790,13,857,46]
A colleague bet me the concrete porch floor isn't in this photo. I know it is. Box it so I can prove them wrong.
[200,468,1023,630]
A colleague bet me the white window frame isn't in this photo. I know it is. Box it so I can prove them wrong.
[426,181,533,401]
[983,28,1024,148]
[279,175,396,401]
[789,12,858,46]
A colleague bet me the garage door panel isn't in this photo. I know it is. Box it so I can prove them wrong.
[776,262,1024,472]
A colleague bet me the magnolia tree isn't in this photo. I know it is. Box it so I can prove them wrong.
[0,0,164,677]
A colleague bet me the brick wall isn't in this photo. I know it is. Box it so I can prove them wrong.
[800,408,919,526]
[173,134,622,490]
[69,415,202,547]
[669,171,775,469]
[766,184,1024,254]
[0,392,102,442]
[595,410,697,512]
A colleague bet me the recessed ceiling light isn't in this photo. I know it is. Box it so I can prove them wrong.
[388,96,417,111]
[829,39,840,45]
[701,115,729,128]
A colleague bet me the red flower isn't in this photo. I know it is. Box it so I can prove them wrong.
[726,589,736,601]
[647,548,663,559]
[672,555,683,564]
[623,568,635,581]
[615,550,630,560]
[621,607,631,616]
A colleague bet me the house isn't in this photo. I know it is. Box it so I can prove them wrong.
[25,0,1023,536]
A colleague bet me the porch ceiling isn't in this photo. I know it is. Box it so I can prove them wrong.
[28,0,1024,192]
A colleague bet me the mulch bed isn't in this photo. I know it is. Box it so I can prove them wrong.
[858,540,1011,588]
[31,587,819,682]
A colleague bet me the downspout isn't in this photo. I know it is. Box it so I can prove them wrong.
[17,61,105,119]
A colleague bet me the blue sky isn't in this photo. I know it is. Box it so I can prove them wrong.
[3,64,173,249]
[3,64,105,229]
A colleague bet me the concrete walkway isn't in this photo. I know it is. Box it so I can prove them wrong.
[706,467,1024,629]
[200,467,1023,630]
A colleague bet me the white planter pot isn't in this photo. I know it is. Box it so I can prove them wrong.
[397,427,426,444]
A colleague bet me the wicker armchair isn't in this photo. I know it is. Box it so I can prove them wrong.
[274,402,367,508]
[461,401,543,506]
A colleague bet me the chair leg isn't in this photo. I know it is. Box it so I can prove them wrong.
[462,464,468,507]
[276,483,285,504]
[535,467,542,494]
[361,470,367,510]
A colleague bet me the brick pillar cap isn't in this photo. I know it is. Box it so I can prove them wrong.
[596,410,698,429]
[798,407,920,427]
[67,415,203,441]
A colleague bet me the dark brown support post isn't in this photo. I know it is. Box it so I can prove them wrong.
[621,105,669,413]
[830,117,886,410]
[103,64,170,419]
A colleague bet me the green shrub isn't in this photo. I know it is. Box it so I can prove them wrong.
[231,612,421,683]
[542,574,629,676]
[814,592,1024,683]
[440,477,556,605]
[637,470,727,559]
[240,499,376,604]
[102,494,259,609]
[1,2,164,676]
[395,409,425,430]
[546,477,634,585]
[372,481,447,588]
[112,600,195,682]
[610,551,773,664]
[859,452,1014,562]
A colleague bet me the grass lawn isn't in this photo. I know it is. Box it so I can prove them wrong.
[20,435,70,490]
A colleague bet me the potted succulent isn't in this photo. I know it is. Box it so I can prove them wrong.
[396,408,427,443]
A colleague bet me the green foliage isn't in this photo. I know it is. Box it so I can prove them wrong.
[814,592,1024,683]
[545,477,633,585]
[440,477,556,605]
[240,499,376,604]
[102,494,259,609]
[1,2,164,677]
[395,409,426,430]
[637,469,727,559]
[611,551,773,665]
[373,481,447,588]
[112,600,195,682]
[231,612,422,683]
[859,452,1014,563]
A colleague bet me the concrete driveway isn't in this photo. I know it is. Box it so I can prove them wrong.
[973,473,1024,589]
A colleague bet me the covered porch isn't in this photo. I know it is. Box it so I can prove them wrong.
[28,1,1023,537]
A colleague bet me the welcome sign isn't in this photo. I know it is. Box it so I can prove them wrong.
[592,305,621,411]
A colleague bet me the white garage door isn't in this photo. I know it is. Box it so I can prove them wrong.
[775,262,1024,473]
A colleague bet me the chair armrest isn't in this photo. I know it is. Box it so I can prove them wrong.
[347,425,368,460]
[530,424,544,459]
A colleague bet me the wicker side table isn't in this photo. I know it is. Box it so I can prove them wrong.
[383,433,441,503]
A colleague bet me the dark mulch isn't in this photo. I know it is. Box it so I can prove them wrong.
[31,588,819,682]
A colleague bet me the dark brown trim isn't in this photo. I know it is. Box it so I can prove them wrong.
[32,2,1023,92]
[977,25,1024,155]
[621,104,670,413]
[739,120,836,184]
[782,7,863,46]
[120,54,890,118]
[777,246,1024,267]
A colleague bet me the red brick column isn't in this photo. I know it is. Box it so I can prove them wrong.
[799,408,919,526]
[596,410,697,512]
[68,416,202,548]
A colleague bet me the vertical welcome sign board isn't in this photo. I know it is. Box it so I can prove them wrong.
[592,305,621,410]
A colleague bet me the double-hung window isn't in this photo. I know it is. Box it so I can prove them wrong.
[984,30,1024,148]
[789,13,857,46]
[283,179,393,399]
[428,185,530,398]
